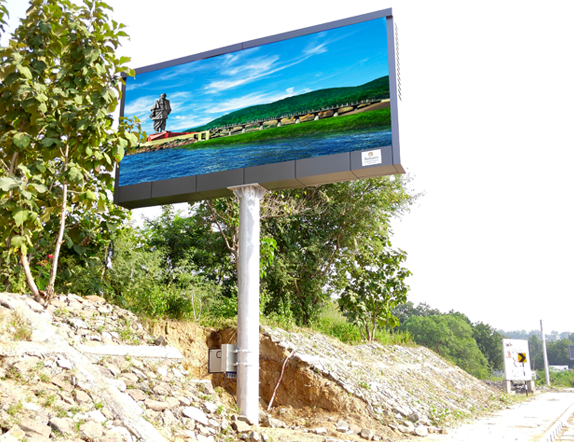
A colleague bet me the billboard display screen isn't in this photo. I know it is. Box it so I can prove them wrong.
[115,9,402,208]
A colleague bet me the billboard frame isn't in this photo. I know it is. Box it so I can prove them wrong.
[114,8,402,209]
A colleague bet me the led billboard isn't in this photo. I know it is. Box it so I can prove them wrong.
[114,9,402,208]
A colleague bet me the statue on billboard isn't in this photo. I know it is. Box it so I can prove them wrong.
[150,93,171,132]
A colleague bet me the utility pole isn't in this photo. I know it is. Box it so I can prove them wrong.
[540,320,551,386]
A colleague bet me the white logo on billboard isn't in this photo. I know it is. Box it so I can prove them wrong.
[362,149,382,167]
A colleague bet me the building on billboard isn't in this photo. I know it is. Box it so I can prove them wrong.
[114,8,403,209]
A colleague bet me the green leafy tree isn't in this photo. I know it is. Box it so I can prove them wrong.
[546,339,574,368]
[404,314,490,379]
[338,235,410,341]
[0,0,141,302]
[262,176,415,325]
[142,205,228,282]
[472,322,504,371]
[392,301,441,327]
[187,176,415,326]
[192,197,278,300]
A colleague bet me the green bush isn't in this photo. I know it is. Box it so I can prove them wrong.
[309,302,414,346]
[536,369,574,387]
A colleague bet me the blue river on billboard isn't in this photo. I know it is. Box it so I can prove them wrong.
[118,127,392,187]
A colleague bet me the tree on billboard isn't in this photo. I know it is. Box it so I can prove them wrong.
[0,0,140,303]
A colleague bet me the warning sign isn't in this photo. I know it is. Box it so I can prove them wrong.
[502,339,532,381]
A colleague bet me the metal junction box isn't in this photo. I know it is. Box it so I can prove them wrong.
[208,344,237,373]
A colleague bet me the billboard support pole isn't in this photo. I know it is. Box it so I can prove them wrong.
[540,320,551,386]
[231,184,267,424]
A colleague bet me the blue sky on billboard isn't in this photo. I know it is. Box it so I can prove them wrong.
[124,18,388,134]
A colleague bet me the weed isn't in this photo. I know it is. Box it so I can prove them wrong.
[5,367,21,382]
[73,419,86,433]
[44,394,56,407]
[54,406,68,418]
[359,381,371,390]
[7,402,22,416]
[94,401,104,410]
[39,373,50,383]
[9,313,32,341]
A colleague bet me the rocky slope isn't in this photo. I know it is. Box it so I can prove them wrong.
[0,292,508,442]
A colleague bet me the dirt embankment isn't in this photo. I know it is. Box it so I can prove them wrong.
[0,290,509,442]
[146,321,509,440]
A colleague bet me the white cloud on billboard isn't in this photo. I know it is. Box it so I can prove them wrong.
[207,87,306,114]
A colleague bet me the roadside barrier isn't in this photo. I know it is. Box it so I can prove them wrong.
[538,401,574,442]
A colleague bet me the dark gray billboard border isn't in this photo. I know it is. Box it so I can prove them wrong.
[114,8,402,209]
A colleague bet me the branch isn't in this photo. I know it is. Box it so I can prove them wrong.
[207,201,237,260]
[19,251,42,304]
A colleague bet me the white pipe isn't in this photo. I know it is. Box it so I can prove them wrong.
[231,184,267,424]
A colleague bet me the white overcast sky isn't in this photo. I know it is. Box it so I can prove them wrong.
[3,0,573,334]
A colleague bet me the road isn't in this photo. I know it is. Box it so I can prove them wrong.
[408,391,574,442]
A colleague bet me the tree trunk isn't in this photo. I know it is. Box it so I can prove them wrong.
[365,321,372,342]
[46,144,69,301]
[20,251,42,304]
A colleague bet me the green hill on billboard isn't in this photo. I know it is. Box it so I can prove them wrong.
[187,76,389,132]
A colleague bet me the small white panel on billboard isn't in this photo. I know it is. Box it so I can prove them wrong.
[502,339,532,381]
[361,149,382,167]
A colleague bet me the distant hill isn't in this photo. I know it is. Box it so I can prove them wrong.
[187,76,389,132]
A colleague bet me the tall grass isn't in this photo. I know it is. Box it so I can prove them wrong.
[309,302,414,346]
